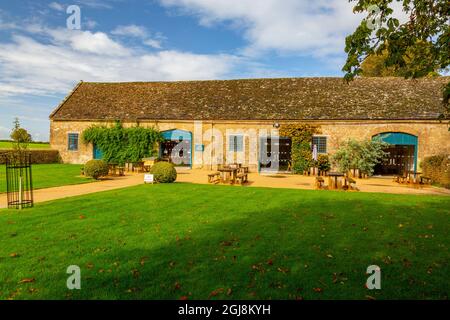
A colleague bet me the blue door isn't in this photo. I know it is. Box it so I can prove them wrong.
[93,144,103,160]
[159,130,192,167]
[373,132,418,174]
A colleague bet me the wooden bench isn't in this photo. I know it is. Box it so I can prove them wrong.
[420,176,432,185]
[346,177,358,190]
[208,172,221,184]
[315,176,325,189]
[395,175,408,184]
[236,172,248,185]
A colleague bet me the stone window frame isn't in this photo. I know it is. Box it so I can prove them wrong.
[228,134,244,152]
[312,135,328,154]
[67,132,80,152]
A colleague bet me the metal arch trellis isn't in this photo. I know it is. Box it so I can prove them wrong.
[5,153,34,209]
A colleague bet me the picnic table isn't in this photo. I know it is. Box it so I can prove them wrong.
[327,172,345,190]
[407,170,422,184]
[108,163,125,176]
[218,167,238,184]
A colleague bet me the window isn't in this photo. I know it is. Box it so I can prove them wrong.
[229,135,243,152]
[312,136,327,154]
[68,133,79,151]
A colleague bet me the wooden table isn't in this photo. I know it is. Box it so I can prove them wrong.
[407,171,422,184]
[218,167,238,184]
[108,163,118,176]
[327,172,345,190]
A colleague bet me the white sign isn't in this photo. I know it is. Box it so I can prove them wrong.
[144,174,154,184]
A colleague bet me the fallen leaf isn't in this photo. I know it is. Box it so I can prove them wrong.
[18,278,35,284]
[179,296,189,300]
[326,254,333,259]
[9,253,19,258]
[398,224,404,228]
[79,215,86,219]
[208,288,224,299]
[366,295,376,300]
[227,288,233,296]
[313,287,323,293]
[131,269,140,278]
[277,267,289,273]
[86,263,94,269]
[140,257,148,266]
[174,282,181,290]
[267,259,273,265]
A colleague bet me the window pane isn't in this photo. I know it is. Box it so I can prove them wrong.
[312,136,327,154]
[229,135,243,152]
[68,133,79,151]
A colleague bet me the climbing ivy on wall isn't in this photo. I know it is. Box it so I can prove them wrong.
[279,124,320,174]
[82,121,163,165]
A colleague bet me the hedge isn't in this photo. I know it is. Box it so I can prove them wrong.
[0,150,60,164]
[421,154,450,188]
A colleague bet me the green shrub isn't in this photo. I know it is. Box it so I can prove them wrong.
[150,162,177,183]
[421,154,450,188]
[317,154,331,172]
[84,160,109,180]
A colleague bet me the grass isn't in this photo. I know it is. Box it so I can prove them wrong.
[0,141,50,149]
[0,183,449,300]
[0,164,93,193]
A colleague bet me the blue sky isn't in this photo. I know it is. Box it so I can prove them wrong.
[0,0,406,141]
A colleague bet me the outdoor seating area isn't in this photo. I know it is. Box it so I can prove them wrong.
[80,158,159,178]
[394,170,432,187]
[314,172,359,191]
[208,163,249,185]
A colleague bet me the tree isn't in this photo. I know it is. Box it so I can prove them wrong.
[343,0,450,115]
[331,139,388,176]
[10,118,32,153]
[361,45,441,77]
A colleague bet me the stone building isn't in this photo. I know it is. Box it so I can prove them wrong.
[49,77,450,174]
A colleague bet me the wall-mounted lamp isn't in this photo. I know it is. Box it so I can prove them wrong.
[273,122,280,129]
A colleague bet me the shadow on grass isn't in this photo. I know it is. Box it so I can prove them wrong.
[1,184,448,300]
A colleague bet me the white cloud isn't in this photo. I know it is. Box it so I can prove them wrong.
[0,28,237,98]
[49,2,65,12]
[75,0,115,9]
[112,25,148,38]
[112,24,164,49]
[85,19,98,29]
[159,0,409,58]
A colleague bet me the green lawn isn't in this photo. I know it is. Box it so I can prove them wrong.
[0,164,93,193]
[0,184,448,300]
[0,141,50,149]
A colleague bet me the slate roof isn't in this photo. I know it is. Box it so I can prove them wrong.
[50,77,449,121]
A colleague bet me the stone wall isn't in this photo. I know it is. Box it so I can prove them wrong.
[50,119,450,171]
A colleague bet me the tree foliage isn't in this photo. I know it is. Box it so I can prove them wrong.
[10,117,32,153]
[82,121,163,165]
[331,138,388,176]
[343,0,449,114]
[361,45,441,77]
